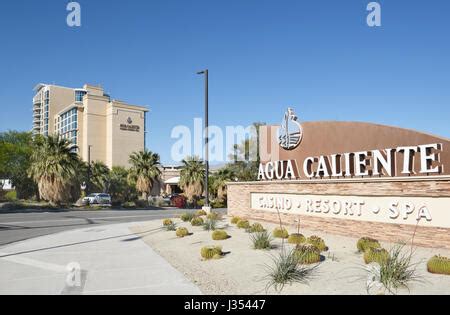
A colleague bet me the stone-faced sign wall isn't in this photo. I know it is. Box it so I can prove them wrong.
[227,109,450,249]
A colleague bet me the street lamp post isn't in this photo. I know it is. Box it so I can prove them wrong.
[197,69,210,211]
[87,145,92,195]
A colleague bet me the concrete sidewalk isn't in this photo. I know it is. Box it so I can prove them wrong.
[0,222,202,295]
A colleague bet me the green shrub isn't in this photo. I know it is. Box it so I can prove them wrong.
[201,246,223,260]
[176,227,190,238]
[250,231,273,250]
[307,236,328,252]
[212,200,226,209]
[5,190,17,202]
[231,216,241,224]
[122,201,136,209]
[265,248,316,292]
[163,219,174,226]
[357,237,381,253]
[191,217,204,226]
[427,255,450,275]
[197,199,205,207]
[288,233,306,245]
[135,199,149,208]
[212,230,229,240]
[180,212,196,222]
[207,212,222,220]
[294,245,321,264]
[203,218,217,231]
[237,220,250,229]
[364,247,389,264]
[273,227,289,239]
[247,223,266,233]
[196,209,207,216]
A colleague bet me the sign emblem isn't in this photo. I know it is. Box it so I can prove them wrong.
[278,108,303,150]
[127,117,133,124]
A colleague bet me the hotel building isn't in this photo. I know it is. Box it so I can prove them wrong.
[32,83,148,168]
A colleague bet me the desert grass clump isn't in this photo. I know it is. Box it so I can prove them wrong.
[207,212,222,220]
[357,237,381,253]
[176,227,190,238]
[212,230,229,240]
[427,255,450,275]
[203,218,217,231]
[191,216,204,226]
[165,222,177,231]
[236,219,250,229]
[288,233,306,245]
[366,244,422,295]
[163,219,174,226]
[180,212,196,222]
[247,222,266,233]
[307,236,328,252]
[264,248,315,292]
[201,246,223,260]
[196,209,207,216]
[364,247,389,264]
[294,244,321,265]
[250,231,273,250]
[231,216,241,224]
[273,227,289,239]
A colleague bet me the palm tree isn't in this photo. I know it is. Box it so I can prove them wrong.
[129,150,161,200]
[28,135,80,205]
[179,156,205,205]
[213,168,236,202]
[90,161,110,193]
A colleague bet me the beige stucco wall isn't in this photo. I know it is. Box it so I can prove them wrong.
[82,94,108,164]
[106,102,146,168]
[47,86,75,134]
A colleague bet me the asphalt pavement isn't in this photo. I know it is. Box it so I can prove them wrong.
[0,208,198,246]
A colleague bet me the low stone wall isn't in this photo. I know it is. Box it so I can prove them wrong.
[227,177,450,249]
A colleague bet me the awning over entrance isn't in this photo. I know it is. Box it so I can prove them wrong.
[165,177,180,185]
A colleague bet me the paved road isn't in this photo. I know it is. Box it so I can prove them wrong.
[0,209,198,247]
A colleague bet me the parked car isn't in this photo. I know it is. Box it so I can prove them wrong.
[83,193,112,205]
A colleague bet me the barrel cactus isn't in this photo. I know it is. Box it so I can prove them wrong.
[201,246,223,260]
[180,212,196,222]
[237,220,250,229]
[288,233,306,245]
[273,227,289,239]
[294,244,321,264]
[427,255,450,275]
[247,223,265,233]
[196,210,207,216]
[163,219,173,226]
[212,230,229,240]
[307,236,328,252]
[191,217,204,226]
[364,247,389,264]
[357,237,381,253]
[176,227,190,238]
[207,212,221,220]
[231,216,241,224]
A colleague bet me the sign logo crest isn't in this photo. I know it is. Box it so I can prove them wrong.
[127,117,133,124]
[278,108,303,150]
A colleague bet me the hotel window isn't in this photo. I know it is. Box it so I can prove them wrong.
[58,108,78,147]
[75,90,87,102]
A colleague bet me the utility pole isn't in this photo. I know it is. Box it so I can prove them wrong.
[87,145,92,195]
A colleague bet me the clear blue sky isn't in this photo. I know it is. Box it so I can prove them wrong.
[0,0,449,164]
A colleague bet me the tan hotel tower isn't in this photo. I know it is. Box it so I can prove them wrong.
[32,83,148,168]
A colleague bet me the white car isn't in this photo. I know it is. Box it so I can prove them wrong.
[84,193,112,205]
